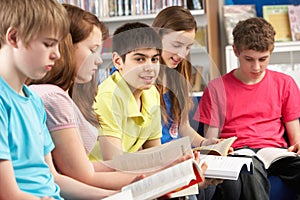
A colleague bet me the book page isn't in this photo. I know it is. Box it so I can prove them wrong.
[102,190,133,200]
[105,137,193,173]
[230,148,256,157]
[193,137,237,156]
[121,159,203,200]
[199,154,253,180]
[256,147,298,169]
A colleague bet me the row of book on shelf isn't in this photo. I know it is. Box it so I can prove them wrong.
[223,4,300,44]
[58,0,203,18]
[100,136,298,200]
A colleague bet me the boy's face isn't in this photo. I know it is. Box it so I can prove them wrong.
[234,47,271,83]
[74,25,103,83]
[14,29,61,80]
[115,48,160,91]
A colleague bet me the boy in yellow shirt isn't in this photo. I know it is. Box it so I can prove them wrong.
[91,22,163,161]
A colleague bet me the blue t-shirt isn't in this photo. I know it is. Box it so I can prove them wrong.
[0,77,62,199]
[161,91,181,144]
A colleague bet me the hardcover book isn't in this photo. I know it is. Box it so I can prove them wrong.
[288,5,300,41]
[263,5,292,42]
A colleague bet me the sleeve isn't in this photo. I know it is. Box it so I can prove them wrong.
[41,91,77,132]
[0,99,10,160]
[195,81,224,128]
[94,91,123,138]
[282,77,300,122]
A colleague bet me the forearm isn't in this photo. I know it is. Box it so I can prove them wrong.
[0,160,43,200]
[203,124,219,139]
[285,119,300,145]
[54,173,116,200]
[179,122,205,147]
[87,171,142,190]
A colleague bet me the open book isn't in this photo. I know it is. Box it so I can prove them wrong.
[103,137,201,198]
[231,147,299,169]
[193,136,237,156]
[121,158,204,200]
[199,154,253,180]
[105,136,193,173]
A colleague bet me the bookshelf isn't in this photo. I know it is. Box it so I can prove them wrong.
[225,41,300,88]
[59,0,222,91]
[100,0,222,91]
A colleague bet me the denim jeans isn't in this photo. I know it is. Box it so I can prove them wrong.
[212,156,270,200]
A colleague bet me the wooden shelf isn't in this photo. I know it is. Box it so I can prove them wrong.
[100,9,205,23]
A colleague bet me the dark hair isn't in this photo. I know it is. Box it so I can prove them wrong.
[233,17,275,53]
[112,22,162,61]
[152,6,197,125]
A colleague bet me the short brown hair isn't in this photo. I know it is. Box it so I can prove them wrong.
[233,17,276,53]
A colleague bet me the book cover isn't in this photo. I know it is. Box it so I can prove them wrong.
[223,5,257,44]
[263,5,292,42]
[288,5,300,41]
[121,159,204,200]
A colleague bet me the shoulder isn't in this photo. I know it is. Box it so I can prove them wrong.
[29,84,73,111]
[266,70,298,87]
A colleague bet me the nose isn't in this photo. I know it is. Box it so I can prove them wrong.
[95,55,103,66]
[252,60,261,71]
[178,47,189,58]
[50,45,61,61]
[144,64,154,72]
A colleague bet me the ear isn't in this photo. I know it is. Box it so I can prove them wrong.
[6,27,19,48]
[232,45,239,57]
[112,52,123,71]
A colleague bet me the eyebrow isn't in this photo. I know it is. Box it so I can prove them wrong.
[132,53,160,58]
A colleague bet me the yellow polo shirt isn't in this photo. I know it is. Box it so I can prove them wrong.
[89,72,162,161]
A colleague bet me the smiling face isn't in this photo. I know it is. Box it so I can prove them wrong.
[114,48,160,93]
[161,30,195,69]
[233,46,271,84]
[74,25,103,83]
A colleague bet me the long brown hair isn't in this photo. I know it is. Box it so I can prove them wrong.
[152,6,197,125]
[29,4,108,128]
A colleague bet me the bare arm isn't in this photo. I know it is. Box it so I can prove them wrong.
[0,160,50,200]
[142,138,161,149]
[203,124,220,139]
[51,128,142,190]
[45,153,117,200]
[285,119,300,154]
[179,120,219,147]
[99,135,123,161]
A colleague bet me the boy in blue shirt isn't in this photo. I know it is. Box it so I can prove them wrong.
[0,0,116,199]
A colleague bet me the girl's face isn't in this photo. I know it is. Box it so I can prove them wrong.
[74,25,103,83]
[161,29,195,69]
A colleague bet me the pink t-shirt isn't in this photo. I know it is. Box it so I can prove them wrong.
[30,84,97,153]
[194,69,300,149]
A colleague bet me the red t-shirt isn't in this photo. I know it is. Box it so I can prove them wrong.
[194,69,300,149]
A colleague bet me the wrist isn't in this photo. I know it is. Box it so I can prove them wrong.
[200,138,207,147]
